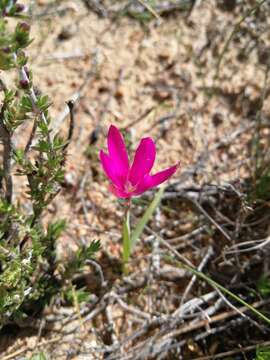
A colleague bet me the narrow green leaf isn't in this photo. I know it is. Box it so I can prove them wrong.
[182,262,270,327]
[130,186,164,250]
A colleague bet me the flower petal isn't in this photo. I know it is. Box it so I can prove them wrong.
[109,183,130,199]
[133,163,179,196]
[100,150,122,188]
[128,137,156,186]
[107,125,129,178]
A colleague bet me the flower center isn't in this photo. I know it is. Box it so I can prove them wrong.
[125,181,136,193]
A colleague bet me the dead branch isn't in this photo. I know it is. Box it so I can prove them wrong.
[62,100,75,154]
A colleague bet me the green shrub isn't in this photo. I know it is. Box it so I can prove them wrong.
[0,2,99,328]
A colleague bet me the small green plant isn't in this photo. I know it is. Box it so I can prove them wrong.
[0,3,100,328]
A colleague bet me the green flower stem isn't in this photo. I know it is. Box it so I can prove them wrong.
[121,187,165,274]
[122,200,131,273]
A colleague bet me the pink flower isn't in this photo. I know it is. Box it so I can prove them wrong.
[100,125,179,199]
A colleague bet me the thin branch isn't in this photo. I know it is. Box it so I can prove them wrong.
[175,246,214,316]
[135,0,161,20]
[0,102,13,204]
[62,100,75,153]
[24,117,38,154]
[85,258,106,287]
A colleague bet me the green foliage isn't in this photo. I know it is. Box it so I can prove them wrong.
[64,286,90,305]
[253,169,270,201]
[28,352,48,360]
[255,346,270,360]
[13,22,31,50]
[0,18,31,70]
[0,3,100,328]
[130,186,164,250]
[72,240,101,270]
[0,0,26,18]
[127,6,154,23]
[257,276,270,298]
[2,90,31,130]
[0,211,64,324]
